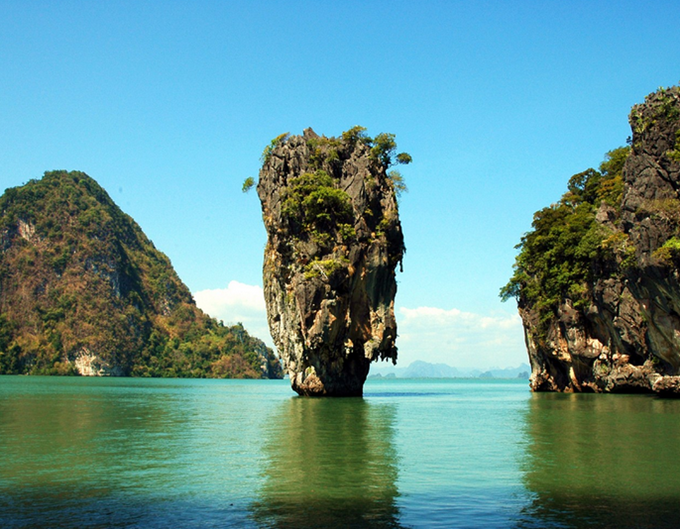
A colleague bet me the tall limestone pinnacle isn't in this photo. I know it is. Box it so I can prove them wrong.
[256,127,409,396]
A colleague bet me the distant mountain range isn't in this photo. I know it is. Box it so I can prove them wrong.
[368,360,530,379]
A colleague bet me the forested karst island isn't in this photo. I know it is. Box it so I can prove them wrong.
[0,171,281,378]
[9,88,680,394]
[254,127,409,396]
[503,85,680,395]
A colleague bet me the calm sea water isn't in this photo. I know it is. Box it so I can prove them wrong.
[2,376,680,528]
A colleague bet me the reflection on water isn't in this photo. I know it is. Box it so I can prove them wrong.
[0,377,190,527]
[0,377,287,528]
[9,376,680,528]
[252,397,402,528]
[519,393,680,529]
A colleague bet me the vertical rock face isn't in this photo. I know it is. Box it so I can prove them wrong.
[507,86,680,394]
[257,128,406,396]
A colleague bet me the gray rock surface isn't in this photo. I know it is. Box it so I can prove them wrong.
[257,128,405,396]
[520,86,680,395]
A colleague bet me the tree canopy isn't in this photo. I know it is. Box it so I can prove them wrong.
[501,147,630,330]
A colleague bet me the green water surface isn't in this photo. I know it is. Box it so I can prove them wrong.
[1,376,679,528]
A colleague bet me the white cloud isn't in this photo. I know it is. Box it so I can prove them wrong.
[193,283,528,369]
[396,305,526,369]
[193,281,273,347]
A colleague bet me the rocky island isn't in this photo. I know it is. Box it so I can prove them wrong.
[503,85,680,394]
[255,127,409,396]
[0,170,281,378]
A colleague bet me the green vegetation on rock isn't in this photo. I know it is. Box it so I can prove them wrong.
[254,126,411,201]
[493,85,680,394]
[281,170,355,246]
[242,176,255,193]
[260,126,409,268]
[0,171,282,378]
[630,86,680,145]
[501,146,630,332]
[261,132,290,163]
[257,127,407,396]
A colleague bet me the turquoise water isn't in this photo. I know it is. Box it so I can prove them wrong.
[1,377,680,528]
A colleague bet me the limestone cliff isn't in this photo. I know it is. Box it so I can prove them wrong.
[0,170,281,378]
[257,127,407,396]
[504,86,680,394]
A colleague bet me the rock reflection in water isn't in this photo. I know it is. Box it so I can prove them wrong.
[252,397,402,528]
[518,393,680,529]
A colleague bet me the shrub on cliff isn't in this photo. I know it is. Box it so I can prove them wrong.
[246,127,411,202]
[501,146,630,330]
[281,170,355,246]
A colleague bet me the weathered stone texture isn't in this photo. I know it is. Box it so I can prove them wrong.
[257,128,404,396]
[521,87,680,395]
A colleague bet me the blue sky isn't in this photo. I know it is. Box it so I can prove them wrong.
[2,1,679,369]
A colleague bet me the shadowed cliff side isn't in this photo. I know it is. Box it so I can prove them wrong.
[503,85,680,394]
[256,127,408,396]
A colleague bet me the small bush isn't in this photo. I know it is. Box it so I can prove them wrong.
[261,132,290,163]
